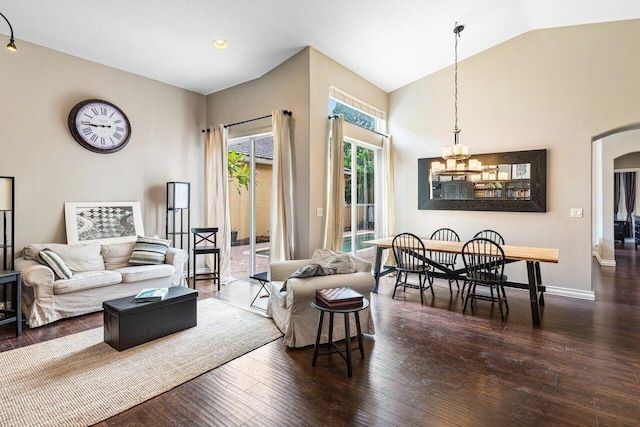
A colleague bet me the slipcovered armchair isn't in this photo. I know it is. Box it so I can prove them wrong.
[266,254,375,348]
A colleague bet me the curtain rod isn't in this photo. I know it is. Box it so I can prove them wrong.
[328,114,388,138]
[201,110,292,132]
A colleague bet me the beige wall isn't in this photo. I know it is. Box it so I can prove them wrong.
[389,20,640,293]
[206,47,387,257]
[308,48,388,254]
[1,40,206,254]
[206,48,310,256]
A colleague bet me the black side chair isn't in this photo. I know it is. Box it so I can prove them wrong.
[191,227,220,290]
[391,232,433,305]
[473,229,505,245]
[461,238,509,321]
[462,229,506,297]
[429,228,460,296]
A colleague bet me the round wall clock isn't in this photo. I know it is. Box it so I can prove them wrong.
[68,99,131,154]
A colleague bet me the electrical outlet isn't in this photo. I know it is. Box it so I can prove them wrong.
[316,208,323,217]
[570,208,583,218]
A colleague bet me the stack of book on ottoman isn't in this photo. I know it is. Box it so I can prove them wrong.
[315,287,363,309]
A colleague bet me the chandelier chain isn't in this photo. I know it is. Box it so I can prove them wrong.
[454,22,459,132]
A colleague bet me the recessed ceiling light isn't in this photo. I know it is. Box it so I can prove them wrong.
[213,39,229,50]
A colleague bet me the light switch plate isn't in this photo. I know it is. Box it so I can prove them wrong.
[316,208,323,217]
[570,208,583,218]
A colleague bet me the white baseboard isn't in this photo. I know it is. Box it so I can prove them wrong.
[545,286,595,301]
[593,251,616,267]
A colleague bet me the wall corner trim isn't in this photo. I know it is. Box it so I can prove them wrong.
[593,251,616,267]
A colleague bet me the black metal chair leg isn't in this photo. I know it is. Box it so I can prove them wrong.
[354,312,364,359]
[392,273,401,299]
[501,286,509,312]
[344,313,352,377]
[327,313,334,350]
[463,281,473,313]
[312,310,325,367]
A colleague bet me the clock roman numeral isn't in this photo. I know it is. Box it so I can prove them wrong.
[91,108,99,115]
[113,132,123,141]
[100,107,107,115]
[110,112,115,118]
[83,113,93,119]
[90,134,98,143]
[82,127,93,135]
[114,119,122,124]
[80,120,91,125]
[101,137,106,145]
[116,127,124,132]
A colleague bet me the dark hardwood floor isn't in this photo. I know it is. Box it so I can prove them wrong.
[2,246,640,426]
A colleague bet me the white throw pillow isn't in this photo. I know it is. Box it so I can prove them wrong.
[101,242,136,270]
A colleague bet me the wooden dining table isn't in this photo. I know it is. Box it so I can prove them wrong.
[363,237,559,326]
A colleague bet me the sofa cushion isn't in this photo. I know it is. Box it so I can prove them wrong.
[101,242,136,270]
[39,249,73,280]
[53,270,122,295]
[24,243,105,272]
[128,236,171,266]
[115,264,175,283]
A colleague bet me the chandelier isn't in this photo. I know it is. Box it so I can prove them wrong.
[432,24,481,176]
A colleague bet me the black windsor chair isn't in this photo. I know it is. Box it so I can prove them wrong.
[391,233,434,305]
[429,228,461,296]
[461,237,509,321]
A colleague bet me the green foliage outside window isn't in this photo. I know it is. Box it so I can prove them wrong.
[228,149,251,194]
[343,143,375,205]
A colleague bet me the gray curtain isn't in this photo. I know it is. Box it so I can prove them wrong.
[623,172,636,236]
[614,173,622,218]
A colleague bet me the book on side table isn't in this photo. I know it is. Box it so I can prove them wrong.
[134,288,169,303]
[315,287,363,308]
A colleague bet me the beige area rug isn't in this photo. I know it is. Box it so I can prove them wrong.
[0,298,283,427]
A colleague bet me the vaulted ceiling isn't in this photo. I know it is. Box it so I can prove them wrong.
[2,0,639,95]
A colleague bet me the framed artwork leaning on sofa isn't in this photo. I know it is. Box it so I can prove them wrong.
[64,201,145,245]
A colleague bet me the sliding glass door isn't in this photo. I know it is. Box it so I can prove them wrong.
[228,133,273,280]
[344,138,378,261]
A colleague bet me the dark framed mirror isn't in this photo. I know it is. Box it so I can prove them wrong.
[418,149,547,212]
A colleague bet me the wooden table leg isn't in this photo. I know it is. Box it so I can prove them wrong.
[327,312,334,351]
[312,310,325,367]
[372,247,383,293]
[354,311,364,359]
[535,262,545,306]
[526,261,542,326]
[344,313,352,377]
[15,273,21,337]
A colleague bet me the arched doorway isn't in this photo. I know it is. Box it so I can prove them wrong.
[591,127,640,270]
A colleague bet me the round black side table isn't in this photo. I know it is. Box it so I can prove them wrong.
[310,296,369,377]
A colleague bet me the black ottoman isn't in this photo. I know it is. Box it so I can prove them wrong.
[103,286,198,351]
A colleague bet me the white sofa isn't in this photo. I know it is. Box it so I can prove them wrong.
[267,255,375,348]
[15,241,188,327]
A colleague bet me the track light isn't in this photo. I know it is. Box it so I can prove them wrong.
[1,12,17,52]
